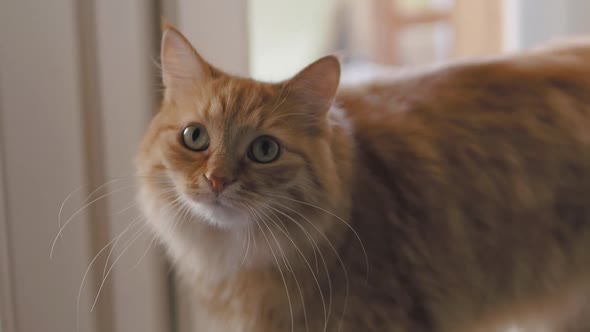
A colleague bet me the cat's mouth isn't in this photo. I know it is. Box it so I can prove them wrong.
[195,191,231,205]
[203,196,231,209]
[179,191,249,227]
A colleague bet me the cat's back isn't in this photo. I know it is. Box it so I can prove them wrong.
[337,41,590,175]
[338,40,590,129]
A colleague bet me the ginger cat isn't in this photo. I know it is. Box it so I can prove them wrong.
[136,25,590,331]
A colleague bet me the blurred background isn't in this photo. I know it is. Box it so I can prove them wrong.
[1,0,589,331]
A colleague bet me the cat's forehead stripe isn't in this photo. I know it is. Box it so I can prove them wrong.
[212,80,276,129]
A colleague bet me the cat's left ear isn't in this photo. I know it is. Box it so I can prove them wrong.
[160,25,213,94]
[288,56,341,113]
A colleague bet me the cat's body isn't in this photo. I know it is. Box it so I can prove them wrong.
[137,25,590,332]
[335,46,590,331]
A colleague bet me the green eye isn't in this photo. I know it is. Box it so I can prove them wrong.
[182,124,209,151]
[248,136,280,163]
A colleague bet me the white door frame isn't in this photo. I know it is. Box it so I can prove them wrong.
[0,1,170,331]
[0,0,99,331]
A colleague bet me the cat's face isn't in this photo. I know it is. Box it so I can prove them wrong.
[145,80,299,228]
[136,26,344,272]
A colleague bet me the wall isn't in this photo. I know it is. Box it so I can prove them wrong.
[248,0,339,80]
[518,0,590,48]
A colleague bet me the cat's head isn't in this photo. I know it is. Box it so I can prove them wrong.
[136,25,351,275]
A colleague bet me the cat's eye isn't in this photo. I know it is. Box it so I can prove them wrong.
[182,124,210,151]
[248,136,280,163]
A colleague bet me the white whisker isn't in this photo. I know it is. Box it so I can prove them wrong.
[52,185,141,259]
[253,201,326,332]
[102,214,146,279]
[76,218,141,331]
[130,192,187,271]
[129,232,158,271]
[109,187,176,217]
[244,204,295,332]
[264,203,333,332]
[262,191,369,280]
[239,222,252,268]
[57,177,144,246]
[91,224,149,311]
[269,202,349,332]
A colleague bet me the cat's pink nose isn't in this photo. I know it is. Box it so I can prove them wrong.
[205,174,232,193]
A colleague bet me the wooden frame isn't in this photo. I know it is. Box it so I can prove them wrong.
[373,0,452,64]
[0,108,16,332]
[372,0,505,65]
[452,0,504,58]
[92,1,171,332]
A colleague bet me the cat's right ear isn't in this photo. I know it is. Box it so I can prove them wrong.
[160,26,212,95]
